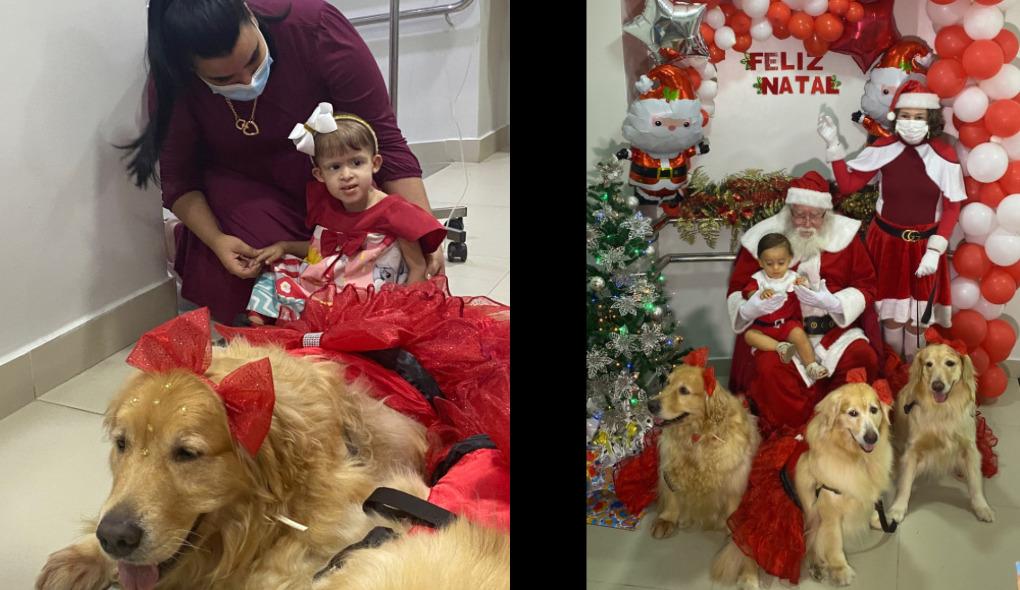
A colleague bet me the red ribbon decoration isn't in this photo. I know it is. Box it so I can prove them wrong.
[846,366,868,383]
[873,378,894,406]
[320,230,368,257]
[126,308,276,457]
[683,346,717,397]
[923,327,968,356]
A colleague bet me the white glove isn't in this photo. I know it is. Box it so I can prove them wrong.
[817,114,846,161]
[738,291,787,322]
[915,249,941,277]
[794,279,843,314]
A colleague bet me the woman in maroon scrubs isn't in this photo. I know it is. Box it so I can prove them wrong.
[123,0,442,323]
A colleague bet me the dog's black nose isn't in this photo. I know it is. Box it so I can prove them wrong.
[864,430,878,445]
[96,505,144,558]
[647,399,661,415]
[932,380,945,392]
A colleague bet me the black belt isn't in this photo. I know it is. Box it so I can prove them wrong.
[754,318,787,329]
[803,315,836,335]
[873,216,937,242]
[360,348,445,403]
[630,162,687,179]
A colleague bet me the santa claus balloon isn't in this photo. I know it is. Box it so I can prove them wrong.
[616,64,710,208]
[851,38,934,143]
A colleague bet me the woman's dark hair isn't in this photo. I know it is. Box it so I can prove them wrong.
[757,232,793,258]
[119,0,290,189]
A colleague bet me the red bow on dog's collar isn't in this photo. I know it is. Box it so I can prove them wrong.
[126,308,275,457]
[845,368,893,405]
[683,347,717,397]
[924,327,968,356]
[846,367,867,383]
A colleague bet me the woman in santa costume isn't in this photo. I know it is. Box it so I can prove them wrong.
[818,80,966,360]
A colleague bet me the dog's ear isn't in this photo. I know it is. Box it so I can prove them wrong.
[907,349,925,397]
[807,389,842,443]
[960,351,977,401]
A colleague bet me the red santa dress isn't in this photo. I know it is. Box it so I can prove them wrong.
[742,270,804,341]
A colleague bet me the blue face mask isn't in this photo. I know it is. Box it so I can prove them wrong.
[202,26,273,102]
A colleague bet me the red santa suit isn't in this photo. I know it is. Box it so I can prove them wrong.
[742,270,803,341]
[727,174,881,434]
[626,146,697,200]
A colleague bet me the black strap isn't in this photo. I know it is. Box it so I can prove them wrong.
[428,433,496,486]
[629,162,687,180]
[903,400,918,415]
[920,275,939,326]
[360,348,445,403]
[312,526,397,580]
[874,499,898,533]
[363,487,455,529]
[779,466,803,511]
[815,483,842,498]
[803,315,836,336]
[872,215,938,242]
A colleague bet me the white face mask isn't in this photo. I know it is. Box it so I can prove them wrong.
[201,23,272,102]
[895,119,928,145]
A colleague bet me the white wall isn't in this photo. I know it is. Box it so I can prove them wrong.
[337,0,510,144]
[587,0,1020,359]
[0,1,167,362]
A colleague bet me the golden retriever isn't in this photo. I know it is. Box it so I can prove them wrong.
[887,343,994,524]
[647,364,761,537]
[36,339,428,590]
[711,381,893,588]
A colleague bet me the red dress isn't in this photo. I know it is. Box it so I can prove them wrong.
[742,271,803,341]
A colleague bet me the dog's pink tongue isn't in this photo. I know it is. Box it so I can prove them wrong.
[117,562,159,590]
[934,391,949,403]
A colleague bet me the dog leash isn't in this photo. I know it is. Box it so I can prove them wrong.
[874,499,898,533]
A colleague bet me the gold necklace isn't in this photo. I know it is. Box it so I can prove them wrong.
[224,97,260,136]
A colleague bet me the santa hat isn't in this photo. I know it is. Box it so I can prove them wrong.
[885,80,940,121]
[635,64,696,102]
[786,171,833,210]
[876,38,934,75]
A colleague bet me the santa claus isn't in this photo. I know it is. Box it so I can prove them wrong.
[820,80,966,360]
[727,172,881,433]
[851,38,933,143]
[616,64,710,206]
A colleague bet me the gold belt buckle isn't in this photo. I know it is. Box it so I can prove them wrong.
[658,168,672,179]
[901,229,921,242]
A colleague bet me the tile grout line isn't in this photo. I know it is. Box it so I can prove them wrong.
[35,398,106,417]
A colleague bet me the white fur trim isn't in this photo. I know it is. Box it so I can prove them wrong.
[926,235,948,254]
[786,187,833,209]
[728,291,754,334]
[739,212,861,257]
[792,328,868,387]
[751,270,798,293]
[846,142,906,172]
[847,142,966,203]
[826,143,847,162]
[875,298,952,327]
[886,111,897,122]
[635,75,654,94]
[896,93,940,110]
[830,287,865,327]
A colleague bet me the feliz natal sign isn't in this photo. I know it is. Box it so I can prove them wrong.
[741,51,841,96]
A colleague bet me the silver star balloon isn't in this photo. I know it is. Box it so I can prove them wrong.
[623,0,708,62]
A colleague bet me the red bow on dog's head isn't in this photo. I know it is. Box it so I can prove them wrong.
[923,327,968,356]
[846,367,894,406]
[126,308,276,456]
[683,347,717,397]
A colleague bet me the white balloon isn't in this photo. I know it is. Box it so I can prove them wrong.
[972,296,1006,320]
[706,7,726,29]
[952,277,982,309]
[703,102,716,116]
[953,86,990,122]
[978,65,1020,101]
[951,222,966,248]
[743,0,770,18]
[785,0,804,10]
[697,80,718,101]
[995,194,1020,233]
[696,62,718,80]
[968,142,1010,183]
[965,231,990,245]
[926,0,969,28]
[963,4,1004,40]
[1000,132,1020,160]
[715,26,737,50]
[804,0,828,16]
[733,0,744,9]
[956,143,971,176]
[750,18,773,41]
[961,202,997,237]
[984,227,1020,266]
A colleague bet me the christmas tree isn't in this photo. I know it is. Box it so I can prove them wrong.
[586,159,686,467]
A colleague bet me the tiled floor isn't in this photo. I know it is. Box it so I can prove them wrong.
[587,367,1020,590]
[0,152,508,588]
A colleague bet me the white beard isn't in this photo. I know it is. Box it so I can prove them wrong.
[860,68,920,124]
[781,210,834,261]
[622,98,705,156]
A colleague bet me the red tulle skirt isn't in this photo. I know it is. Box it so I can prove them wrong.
[727,431,808,584]
[217,277,510,479]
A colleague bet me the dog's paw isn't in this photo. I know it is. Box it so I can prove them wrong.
[737,577,762,590]
[827,564,856,587]
[808,561,826,582]
[677,517,694,529]
[885,504,906,524]
[974,504,995,523]
[651,518,678,539]
[35,542,113,590]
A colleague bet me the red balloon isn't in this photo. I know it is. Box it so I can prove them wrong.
[929,0,956,4]
[733,33,753,52]
[984,100,1020,138]
[977,364,1008,400]
[980,268,1018,304]
[970,346,991,375]
[729,12,752,35]
[1002,259,1020,283]
[701,23,715,47]
[772,21,791,39]
[958,121,991,149]
[828,0,850,16]
[804,33,830,56]
[951,309,989,349]
[788,12,814,40]
[962,40,1005,80]
[935,25,973,60]
[983,319,1016,363]
[830,0,900,73]
[953,242,994,280]
[975,0,1003,5]
[927,58,968,98]
[993,29,1019,63]
[978,181,1007,208]
[999,161,1020,195]
[815,13,845,43]
[709,43,726,64]
[720,3,738,18]
[964,175,982,202]
[768,1,793,25]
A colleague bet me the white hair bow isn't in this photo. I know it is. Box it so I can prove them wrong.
[288,102,339,156]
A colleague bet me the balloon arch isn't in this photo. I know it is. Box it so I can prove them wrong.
[624,0,1020,400]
